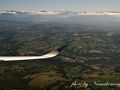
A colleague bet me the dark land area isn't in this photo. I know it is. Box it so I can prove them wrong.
[0,15,120,90]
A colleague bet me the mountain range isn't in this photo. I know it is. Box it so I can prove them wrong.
[0,9,120,16]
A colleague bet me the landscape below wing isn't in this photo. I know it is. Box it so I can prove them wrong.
[0,51,59,61]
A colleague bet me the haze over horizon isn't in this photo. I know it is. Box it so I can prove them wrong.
[0,0,120,12]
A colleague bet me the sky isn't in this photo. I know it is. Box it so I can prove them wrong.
[0,0,120,11]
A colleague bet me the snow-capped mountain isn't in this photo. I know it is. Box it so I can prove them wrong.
[0,9,120,16]
[0,9,60,15]
[0,9,29,15]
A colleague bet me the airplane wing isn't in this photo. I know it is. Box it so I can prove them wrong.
[0,45,66,61]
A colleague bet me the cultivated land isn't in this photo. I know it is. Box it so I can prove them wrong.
[0,16,120,90]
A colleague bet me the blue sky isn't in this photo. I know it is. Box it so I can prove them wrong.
[0,0,120,11]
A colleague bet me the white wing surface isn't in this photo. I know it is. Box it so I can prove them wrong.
[0,51,59,61]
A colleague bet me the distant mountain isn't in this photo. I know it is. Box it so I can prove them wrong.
[0,9,120,16]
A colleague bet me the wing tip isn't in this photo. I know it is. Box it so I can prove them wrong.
[56,44,67,52]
